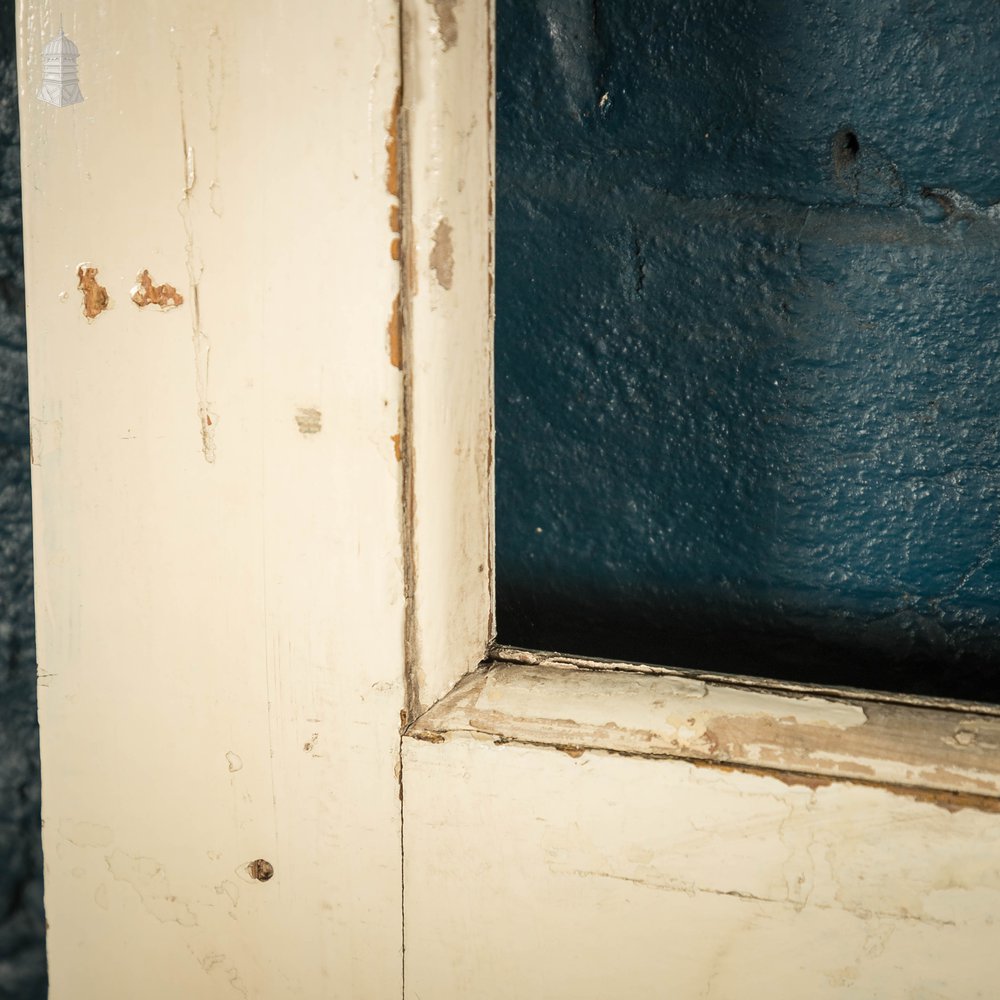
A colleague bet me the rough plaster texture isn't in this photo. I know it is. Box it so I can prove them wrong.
[495,0,1000,701]
[0,1,45,995]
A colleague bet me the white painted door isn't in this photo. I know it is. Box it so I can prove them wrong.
[18,3,1000,998]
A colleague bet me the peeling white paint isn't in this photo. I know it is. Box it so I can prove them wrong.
[404,730,1000,999]
[416,662,1000,799]
[403,0,495,715]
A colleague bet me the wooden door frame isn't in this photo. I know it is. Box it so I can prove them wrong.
[399,0,1000,801]
[18,2,1000,996]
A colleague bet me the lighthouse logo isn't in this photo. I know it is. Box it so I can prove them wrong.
[37,27,84,108]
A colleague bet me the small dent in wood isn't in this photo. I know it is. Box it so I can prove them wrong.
[77,265,109,319]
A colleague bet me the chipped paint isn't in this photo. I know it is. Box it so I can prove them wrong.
[76,264,108,319]
[385,86,401,199]
[429,217,454,290]
[130,269,184,310]
[391,433,402,461]
[411,661,1000,806]
[29,416,61,467]
[23,8,407,996]
[294,407,322,435]
[404,715,1000,998]
[409,728,445,743]
[176,63,215,464]
[397,0,494,719]
[388,293,402,369]
[430,0,460,50]
[390,202,401,261]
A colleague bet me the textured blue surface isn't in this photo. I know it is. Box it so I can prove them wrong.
[495,0,1000,700]
[0,0,45,993]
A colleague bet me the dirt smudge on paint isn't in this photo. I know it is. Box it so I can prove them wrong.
[294,407,322,435]
[430,0,460,50]
[429,218,454,290]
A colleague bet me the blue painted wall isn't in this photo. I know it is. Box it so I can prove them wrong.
[0,1,45,994]
[495,0,1000,700]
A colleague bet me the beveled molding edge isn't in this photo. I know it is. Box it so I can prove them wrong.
[408,646,1000,810]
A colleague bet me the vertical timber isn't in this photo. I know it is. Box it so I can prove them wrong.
[18,2,407,996]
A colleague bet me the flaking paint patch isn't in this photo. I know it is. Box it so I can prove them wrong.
[430,218,455,290]
[77,265,109,319]
[385,87,401,199]
[295,407,322,435]
[388,293,402,369]
[430,0,460,50]
[391,433,402,461]
[417,663,1000,811]
[390,203,401,261]
[131,269,184,310]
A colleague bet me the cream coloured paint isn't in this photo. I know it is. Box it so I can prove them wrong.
[404,727,1000,999]
[401,0,495,718]
[398,4,1000,997]
[20,2,406,996]
[20,2,1000,998]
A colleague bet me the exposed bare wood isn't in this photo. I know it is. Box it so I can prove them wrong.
[412,660,1000,801]
[491,643,1000,717]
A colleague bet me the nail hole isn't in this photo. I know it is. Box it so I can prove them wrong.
[247,859,274,882]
